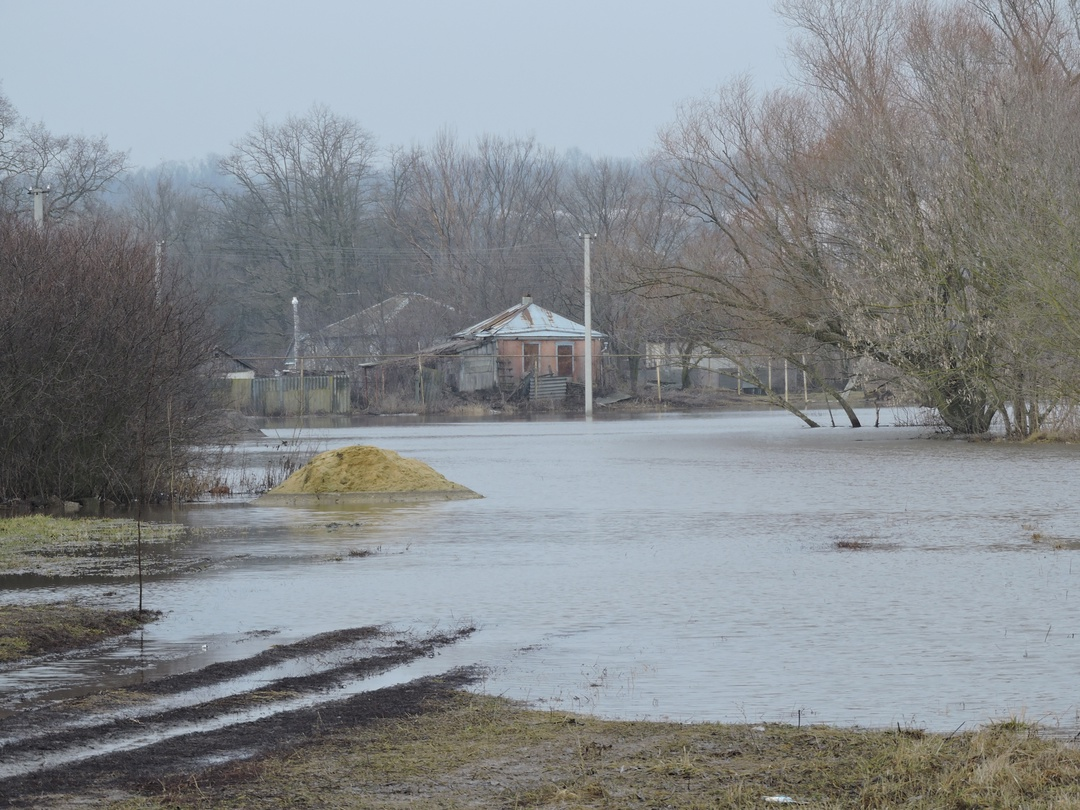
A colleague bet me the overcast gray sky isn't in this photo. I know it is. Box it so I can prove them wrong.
[1,1,791,170]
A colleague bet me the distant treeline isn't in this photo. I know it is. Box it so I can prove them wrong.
[4,1,1080,438]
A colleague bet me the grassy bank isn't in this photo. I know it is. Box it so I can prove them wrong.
[0,514,187,577]
[0,603,157,663]
[0,515,179,663]
[100,691,1080,809]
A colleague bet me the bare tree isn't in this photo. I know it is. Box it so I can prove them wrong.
[557,156,680,391]
[0,89,17,176]
[650,75,864,426]
[648,0,1080,435]
[0,90,128,222]
[214,105,380,352]
[385,132,566,320]
[128,166,209,249]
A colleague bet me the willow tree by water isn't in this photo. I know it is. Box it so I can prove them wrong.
[652,0,1080,435]
[0,215,221,502]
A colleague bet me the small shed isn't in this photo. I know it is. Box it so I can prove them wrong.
[206,347,257,380]
[206,348,258,411]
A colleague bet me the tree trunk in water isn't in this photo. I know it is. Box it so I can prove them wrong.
[934,387,996,435]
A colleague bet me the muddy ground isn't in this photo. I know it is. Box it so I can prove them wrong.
[0,603,158,662]
[6,644,1080,809]
[0,625,480,808]
[3,607,1080,810]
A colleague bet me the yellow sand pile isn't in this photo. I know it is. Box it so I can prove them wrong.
[256,445,480,505]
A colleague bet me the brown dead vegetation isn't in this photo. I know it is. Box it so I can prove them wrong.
[16,689,1080,810]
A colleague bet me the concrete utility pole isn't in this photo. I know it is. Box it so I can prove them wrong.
[154,241,165,299]
[27,186,49,228]
[581,232,597,417]
[291,296,301,370]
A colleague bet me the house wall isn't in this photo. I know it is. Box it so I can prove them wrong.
[496,337,602,385]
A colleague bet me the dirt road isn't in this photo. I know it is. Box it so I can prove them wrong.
[0,625,478,807]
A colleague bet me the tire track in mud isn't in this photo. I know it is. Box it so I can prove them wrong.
[0,625,480,806]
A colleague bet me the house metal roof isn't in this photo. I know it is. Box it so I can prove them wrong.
[321,293,454,339]
[454,299,605,340]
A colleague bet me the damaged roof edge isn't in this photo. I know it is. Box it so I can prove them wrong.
[454,301,605,340]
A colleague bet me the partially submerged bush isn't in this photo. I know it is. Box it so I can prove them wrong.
[0,215,222,502]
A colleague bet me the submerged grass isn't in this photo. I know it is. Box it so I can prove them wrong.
[0,516,172,664]
[0,514,187,576]
[0,602,157,662]
[104,693,1080,809]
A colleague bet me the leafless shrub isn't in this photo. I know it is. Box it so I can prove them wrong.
[0,215,222,502]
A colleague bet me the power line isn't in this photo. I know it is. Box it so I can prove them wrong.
[180,238,576,261]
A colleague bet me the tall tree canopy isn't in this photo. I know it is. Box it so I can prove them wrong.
[214,105,380,352]
[0,88,127,222]
[649,0,1080,435]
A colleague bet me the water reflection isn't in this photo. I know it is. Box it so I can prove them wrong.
[4,407,1080,732]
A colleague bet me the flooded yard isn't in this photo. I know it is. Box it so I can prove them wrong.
[4,406,1080,734]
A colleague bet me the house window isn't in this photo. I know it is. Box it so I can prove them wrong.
[523,342,540,374]
[557,344,574,377]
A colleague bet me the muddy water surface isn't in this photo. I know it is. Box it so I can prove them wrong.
[5,407,1080,732]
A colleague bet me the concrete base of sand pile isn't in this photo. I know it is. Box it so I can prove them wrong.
[252,445,481,506]
[255,489,482,506]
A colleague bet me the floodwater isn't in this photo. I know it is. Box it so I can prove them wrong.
[5,407,1080,733]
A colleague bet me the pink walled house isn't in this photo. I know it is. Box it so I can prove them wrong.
[432,296,605,395]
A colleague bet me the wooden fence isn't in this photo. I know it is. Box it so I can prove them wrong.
[212,375,351,416]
